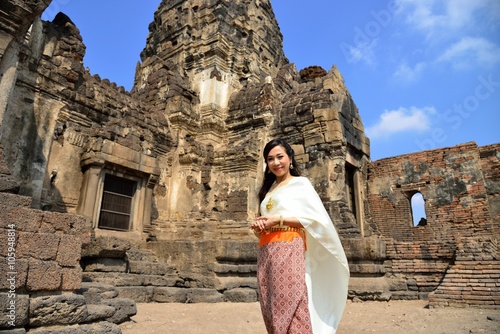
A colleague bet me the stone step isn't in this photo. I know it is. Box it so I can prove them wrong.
[82,257,177,275]
[24,321,121,334]
[126,247,160,262]
[99,298,137,324]
[347,277,392,301]
[82,258,128,273]
[128,259,177,275]
[84,304,116,323]
[0,192,31,208]
[83,272,182,287]
[77,282,119,304]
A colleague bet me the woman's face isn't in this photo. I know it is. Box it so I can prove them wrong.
[266,145,291,179]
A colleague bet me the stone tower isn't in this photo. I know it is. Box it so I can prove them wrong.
[134,0,288,106]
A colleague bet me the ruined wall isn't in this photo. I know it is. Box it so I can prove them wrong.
[367,142,499,305]
[479,144,500,234]
[0,151,138,331]
[368,142,493,242]
[0,12,172,235]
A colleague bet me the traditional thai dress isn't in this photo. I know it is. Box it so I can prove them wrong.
[257,176,349,334]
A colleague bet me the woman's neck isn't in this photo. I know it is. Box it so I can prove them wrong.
[275,174,293,184]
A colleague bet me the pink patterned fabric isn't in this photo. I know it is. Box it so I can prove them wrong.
[257,237,312,334]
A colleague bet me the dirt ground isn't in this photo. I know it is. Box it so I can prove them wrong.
[119,300,500,334]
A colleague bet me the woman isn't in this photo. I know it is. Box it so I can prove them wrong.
[250,138,349,334]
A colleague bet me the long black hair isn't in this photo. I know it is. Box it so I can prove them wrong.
[258,138,301,203]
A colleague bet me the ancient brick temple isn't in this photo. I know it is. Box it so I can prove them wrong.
[0,0,498,332]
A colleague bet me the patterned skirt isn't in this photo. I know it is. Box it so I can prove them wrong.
[257,235,312,334]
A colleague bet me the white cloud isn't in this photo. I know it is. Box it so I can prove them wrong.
[437,37,500,69]
[392,0,500,73]
[340,39,377,65]
[393,61,427,82]
[366,106,436,139]
[396,0,496,39]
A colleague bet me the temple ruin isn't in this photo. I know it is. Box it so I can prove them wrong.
[0,0,498,332]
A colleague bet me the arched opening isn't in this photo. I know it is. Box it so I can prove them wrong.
[411,192,427,227]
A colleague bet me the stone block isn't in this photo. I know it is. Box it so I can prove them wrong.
[0,207,42,233]
[387,277,408,291]
[83,258,127,272]
[215,240,258,262]
[0,193,31,209]
[116,286,154,303]
[142,274,181,287]
[0,329,26,334]
[83,304,116,323]
[77,282,118,304]
[153,287,187,303]
[81,236,131,258]
[0,258,28,289]
[29,294,88,326]
[0,293,29,327]
[26,260,62,291]
[186,288,224,303]
[83,272,145,286]
[61,266,83,290]
[128,260,170,275]
[215,276,257,291]
[57,235,82,266]
[0,228,16,258]
[342,237,386,261]
[0,193,33,211]
[348,277,390,295]
[100,298,137,324]
[126,248,158,262]
[323,121,344,143]
[212,263,256,274]
[313,108,338,122]
[39,211,89,237]
[25,321,121,334]
[303,123,325,146]
[17,232,60,261]
[223,288,258,302]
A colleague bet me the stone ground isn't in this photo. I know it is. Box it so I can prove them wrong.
[120,300,500,334]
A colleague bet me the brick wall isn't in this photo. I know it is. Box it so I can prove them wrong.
[368,142,492,242]
[368,142,499,307]
[429,237,499,308]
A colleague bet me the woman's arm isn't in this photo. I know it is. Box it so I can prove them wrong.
[250,215,303,232]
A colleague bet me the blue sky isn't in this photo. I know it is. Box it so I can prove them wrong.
[42,1,500,162]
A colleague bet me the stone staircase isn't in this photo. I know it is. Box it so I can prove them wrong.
[81,236,260,304]
[81,237,183,303]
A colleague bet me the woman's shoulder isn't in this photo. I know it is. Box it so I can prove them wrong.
[291,176,313,186]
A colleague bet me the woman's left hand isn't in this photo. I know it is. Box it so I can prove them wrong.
[250,216,277,232]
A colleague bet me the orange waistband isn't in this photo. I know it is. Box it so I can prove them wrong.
[258,228,305,248]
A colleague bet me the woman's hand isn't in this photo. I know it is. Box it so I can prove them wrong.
[250,216,279,232]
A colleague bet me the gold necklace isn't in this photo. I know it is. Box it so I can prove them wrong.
[265,178,288,211]
[266,195,275,211]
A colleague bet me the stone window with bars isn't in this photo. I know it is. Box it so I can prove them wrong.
[98,174,137,231]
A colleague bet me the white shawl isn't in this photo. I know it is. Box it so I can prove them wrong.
[260,176,350,334]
